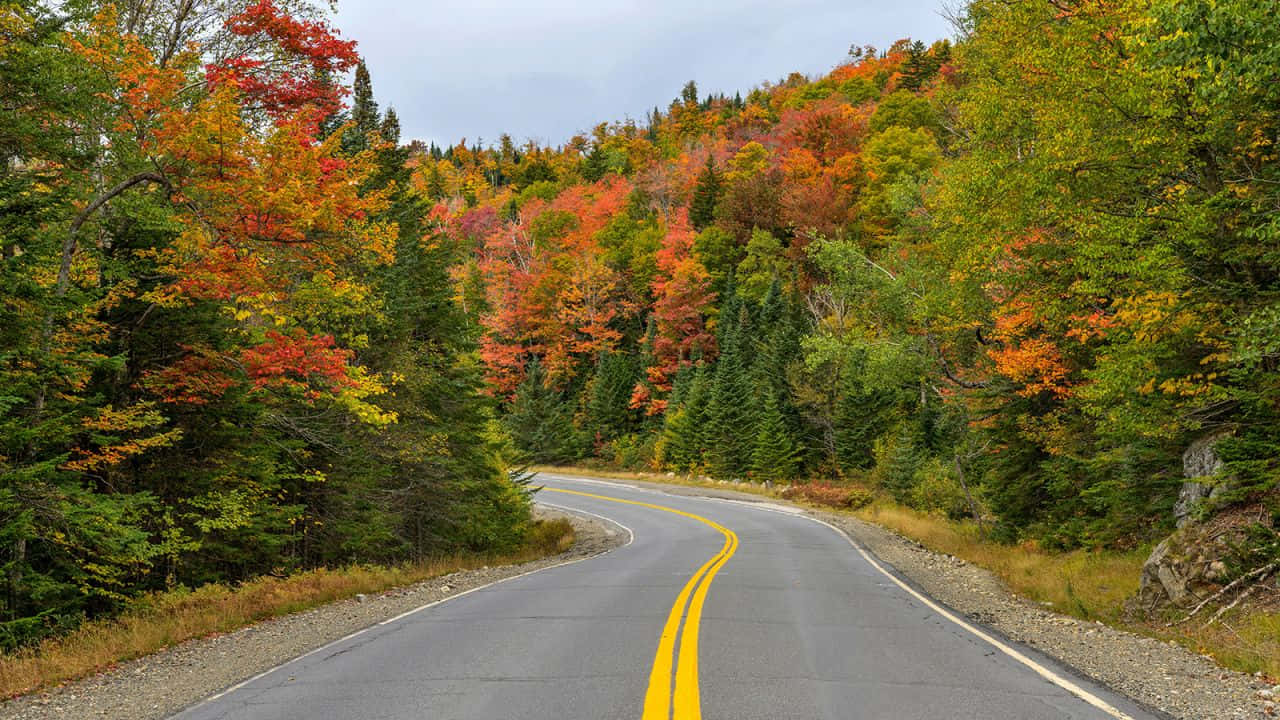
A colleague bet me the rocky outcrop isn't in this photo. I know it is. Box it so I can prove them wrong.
[1135,432,1235,612]
[1173,432,1230,528]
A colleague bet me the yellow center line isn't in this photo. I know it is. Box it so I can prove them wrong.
[542,487,739,720]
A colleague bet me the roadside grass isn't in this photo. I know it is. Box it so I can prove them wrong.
[536,465,1279,680]
[0,518,574,700]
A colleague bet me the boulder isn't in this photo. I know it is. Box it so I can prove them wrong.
[1133,502,1271,615]
[1134,524,1229,612]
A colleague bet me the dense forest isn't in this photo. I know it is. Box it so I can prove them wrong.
[2,0,1278,649]
[0,0,530,648]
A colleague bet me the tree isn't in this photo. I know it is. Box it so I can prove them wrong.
[689,156,722,231]
[380,107,401,145]
[680,80,699,106]
[703,292,758,479]
[347,60,379,151]
[503,360,581,464]
[752,390,800,483]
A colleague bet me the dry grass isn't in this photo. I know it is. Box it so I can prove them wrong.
[539,465,1280,680]
[1181,605,1280,678]
[854,501,1144,621]
[0,518,574,699]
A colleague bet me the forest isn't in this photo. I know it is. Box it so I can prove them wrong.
[3,0,1279,649]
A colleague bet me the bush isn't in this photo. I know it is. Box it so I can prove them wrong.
[781,483,873,510]
[909,458,973,520]
[607,433,656,470]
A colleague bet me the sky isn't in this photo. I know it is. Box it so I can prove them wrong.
[333,0,955,148]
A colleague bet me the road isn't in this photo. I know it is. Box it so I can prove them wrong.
[172,474,1162,720]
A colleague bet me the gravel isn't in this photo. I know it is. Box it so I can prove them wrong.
[640,478,1274,720]
[0,507,625,720]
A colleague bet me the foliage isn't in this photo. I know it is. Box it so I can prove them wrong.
[0,1,527,649]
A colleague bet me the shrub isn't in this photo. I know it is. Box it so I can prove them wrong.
[781,482,873,510]
[909,458,973,520]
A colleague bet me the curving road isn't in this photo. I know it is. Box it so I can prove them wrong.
[172,474,1162,720]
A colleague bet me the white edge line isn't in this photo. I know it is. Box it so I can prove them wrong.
[175,499,634,716]
[589,482,1138,720]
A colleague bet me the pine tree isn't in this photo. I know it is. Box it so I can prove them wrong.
[424,163,446,200]
[345,61,379,153]
[661,365,709,471]
[689,156,723,231]
[379,107,401,145]
[752,390,799,483]
[833,351,896,473]
[581,353,637,449]
[681,80,699,106]
[704,291,758,479]
[878,425,921,502]
[502,360,581,463]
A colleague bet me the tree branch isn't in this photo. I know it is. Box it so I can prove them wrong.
[59,171,170,295]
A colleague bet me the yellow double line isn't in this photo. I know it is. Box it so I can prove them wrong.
[542,487,738,720]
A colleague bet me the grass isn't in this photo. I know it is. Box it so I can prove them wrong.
[854,501,1145,621]
[537,464,1279,680]
[0,518,574,699]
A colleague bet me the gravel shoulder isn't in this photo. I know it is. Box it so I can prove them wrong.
[0,507,625,720]
[623,476,1274,720]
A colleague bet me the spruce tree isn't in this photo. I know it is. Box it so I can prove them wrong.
[681,79,699,106]
[345,61,379,153]
[379,107,401,145]
[752,390,799,483]
[582,353,637,448]
[661,365,709,471]
[689,156,722,231]
[503,360,581,463]
[704,292,758,479]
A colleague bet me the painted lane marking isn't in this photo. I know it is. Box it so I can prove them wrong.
[542,486,738,720]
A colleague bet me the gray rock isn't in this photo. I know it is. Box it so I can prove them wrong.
[1174,432,1230,527]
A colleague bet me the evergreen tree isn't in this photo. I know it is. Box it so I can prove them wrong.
[833,360,895,473]
[752,390,799,483]
[345,61,379,153]
[503,360,581,463]
[689,156,723,231]
[681,80,699,106]
[379,107,401,145]
[704,289,758,479]
[581,353,638,449]
[877,425,921,503]
[661,365,709,471]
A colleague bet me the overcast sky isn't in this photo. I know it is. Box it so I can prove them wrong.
[334,0,954,148]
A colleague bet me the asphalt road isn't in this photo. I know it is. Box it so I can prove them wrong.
[172,474,1163,720]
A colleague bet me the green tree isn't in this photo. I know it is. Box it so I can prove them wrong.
[689,156,722,231]
[503,360,581,464]
[344,60,379,153]
[703,292,758,479]
[752,390,800,483]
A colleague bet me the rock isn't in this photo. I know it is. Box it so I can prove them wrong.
[1174,432,1230,527]
[1174,481,1212,528]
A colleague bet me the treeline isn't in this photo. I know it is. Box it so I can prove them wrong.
[430,1,1279,560]
[0,1,529,649]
